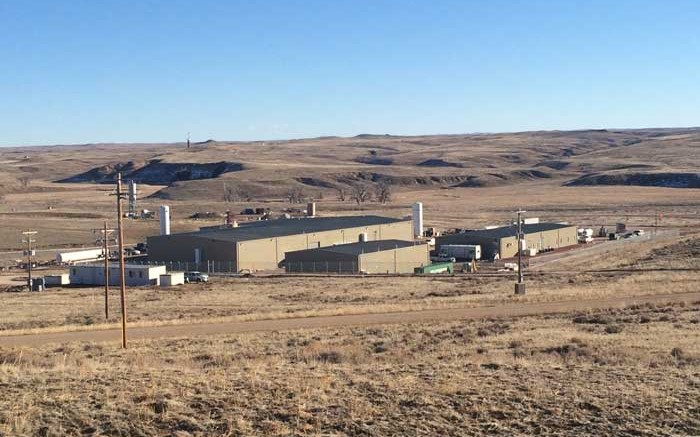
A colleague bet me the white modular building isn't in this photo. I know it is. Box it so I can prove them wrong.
[69,263,166,286]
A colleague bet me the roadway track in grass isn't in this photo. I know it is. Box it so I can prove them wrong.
[1,291,699,348]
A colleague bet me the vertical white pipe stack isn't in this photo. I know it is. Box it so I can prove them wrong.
[160,205,170,236]
[412,201,423,238]
[307,202,316,217]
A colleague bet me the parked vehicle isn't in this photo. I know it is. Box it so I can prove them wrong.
[577,228,594,243]
[633,229,645,236]
[184,271,209,283]
[431,256,456,263]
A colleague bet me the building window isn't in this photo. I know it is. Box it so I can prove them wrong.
[129,271,133,278]
[139,271,143,278]
[72,268,77,275]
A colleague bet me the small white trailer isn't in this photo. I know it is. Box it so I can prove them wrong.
[438,244,482,261]
[56,249,104,264]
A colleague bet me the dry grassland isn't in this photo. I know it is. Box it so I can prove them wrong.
[1,300,698,436]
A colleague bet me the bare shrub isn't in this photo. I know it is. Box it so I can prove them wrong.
[604,325,623,334]
[572,313,612,325]
[18,176,31,189]
[223,182,245,202]
[543,342,591,359]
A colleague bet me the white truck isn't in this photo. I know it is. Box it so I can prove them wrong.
[438,244,481,261]
[577,228,594,244]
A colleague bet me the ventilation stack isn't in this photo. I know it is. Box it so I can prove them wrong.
[225,210,238,228]
[412,202,423,238]
[160,205,170,236]
[307,202,316,217]
[127,180,137,217]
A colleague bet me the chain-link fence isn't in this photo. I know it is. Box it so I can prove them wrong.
[128,260,239,273]
[285,261,429,274]
[132,260,432,274]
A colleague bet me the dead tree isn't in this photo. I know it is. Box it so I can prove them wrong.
[287,187,306,204]
[375,180,392,204]
[351,183,371,205]
[18,176,31,189]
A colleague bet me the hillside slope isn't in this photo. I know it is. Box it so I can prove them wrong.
[1,128,698,200]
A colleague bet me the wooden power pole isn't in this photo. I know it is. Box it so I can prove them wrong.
[21,231,37,292]
[515,210,526,295]
[116,173,128,348]
[94,222,115,320]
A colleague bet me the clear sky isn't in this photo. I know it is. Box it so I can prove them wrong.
[1,0,698,146]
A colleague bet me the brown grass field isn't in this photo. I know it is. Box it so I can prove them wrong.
[0,130,699,435]
[1,299,699,436]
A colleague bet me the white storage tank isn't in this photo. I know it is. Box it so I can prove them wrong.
[412,202,423,237]
[160,205,171,236]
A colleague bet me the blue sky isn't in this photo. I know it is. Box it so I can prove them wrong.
[0,0,698,146]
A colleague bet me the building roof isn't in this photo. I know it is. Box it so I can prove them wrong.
[157,215,409,243]
[443,222,573,240]
[76,263,163,270]
[287,240,421,257]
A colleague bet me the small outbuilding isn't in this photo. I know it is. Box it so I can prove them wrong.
[285,240,429,274]
[69,263,167,286]
[44,274,70,287]
[160,272,185,287]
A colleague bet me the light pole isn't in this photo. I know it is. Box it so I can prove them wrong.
[515,210,526,295]
[21,231,37,291]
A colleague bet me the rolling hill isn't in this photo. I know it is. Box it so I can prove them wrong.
[1,128,698,201]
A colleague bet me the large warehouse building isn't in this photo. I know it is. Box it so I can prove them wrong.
[285,240,429,274]
[147,215,413,272]
[436,223,577,260]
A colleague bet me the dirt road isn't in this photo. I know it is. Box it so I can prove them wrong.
[1,291,698,348]
[530,229,681,270]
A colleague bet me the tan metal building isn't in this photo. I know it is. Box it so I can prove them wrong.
[436,223,578,260]
[285,240,429,274]
[147,216,413,272]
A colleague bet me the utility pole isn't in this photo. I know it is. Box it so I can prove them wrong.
[116,174,128,348]
[515,210,526,295]
[94,222,115,320]
[655,209,660,235]
[21,231,37,292]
